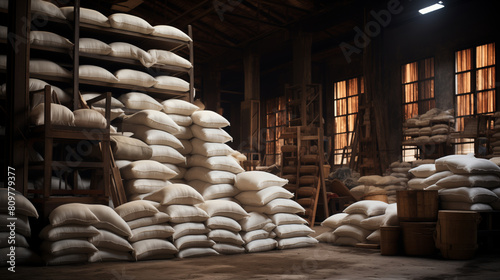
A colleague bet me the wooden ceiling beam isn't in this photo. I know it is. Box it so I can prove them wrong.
[167,0,212,25]
[240,1,287,25]
[258,0,312,14]
[223,11,285,28]
[192,21,240,47]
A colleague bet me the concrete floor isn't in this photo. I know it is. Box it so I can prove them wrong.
[2,226,499,280]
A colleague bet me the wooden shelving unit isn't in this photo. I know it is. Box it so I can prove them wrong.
[2,0,194,202]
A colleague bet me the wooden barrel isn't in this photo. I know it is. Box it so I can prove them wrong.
[401,222,437,256]
[435,210,480,260]
[380,226,401,256]
[396,190,438,222]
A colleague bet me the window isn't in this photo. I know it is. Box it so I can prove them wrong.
[264,96,286,166]
[332,77,363,165]
[401,57,435,161]
[455,43,496,154]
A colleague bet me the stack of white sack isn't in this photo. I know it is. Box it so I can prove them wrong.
[41,203,132,265]
[143,184,217,258]
[115,200,175,261]
[119,159,178,201]
[198,200,248,255]
[316,200,388,246]
[235,171,317,251]
[185,110,241,200]
[161,99,201,183]
[0,189,41,266]
[424,155,500,211]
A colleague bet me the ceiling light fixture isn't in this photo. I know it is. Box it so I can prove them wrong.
[419,1,445,14]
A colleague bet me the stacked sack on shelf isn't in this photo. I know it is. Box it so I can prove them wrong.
[81,92,125,134]
[0,188,41,266]
[403,108,455,146]
[41,203,132,265]
[198,200,248,255]
[316,200,391,246]
[235,171,318,251]
[424,155,500,211]
[146,184,216,258]
[115,200,176,261]
[185,110,242,200]
[490,112,500,156]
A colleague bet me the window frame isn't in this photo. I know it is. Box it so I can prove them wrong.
[263,96,286,166]
[401,57,436,162]
[332,76,364,166]
[454,42,496,155]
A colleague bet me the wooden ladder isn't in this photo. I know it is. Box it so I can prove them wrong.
[109,149,127,207]
[281,126,329,226]
[280,127,300,195]
[340,114,359,170]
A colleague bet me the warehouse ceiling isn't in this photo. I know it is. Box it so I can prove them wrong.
[84,0,367,65]
[79,0,478,98]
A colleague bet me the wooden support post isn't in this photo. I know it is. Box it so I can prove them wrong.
[72,0,80,110]
[243,49,260,101]
[292,29,312,127]
[241,49,261,153]
[6,0,30,193]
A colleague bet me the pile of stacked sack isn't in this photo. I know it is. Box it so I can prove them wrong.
[0,189,41,266]
[417,155,500,211]
[119,96,186,199]
[40,203,132,265]
[198,200,248,255]
[402,108,455,146]
[162,99,202,183]
[349,175,404,204]
[115,200,175,261]
[317,200,399,246]
[143,183,216,258]
[185,109,244,200]
[235,171,318,252]
[38,170,319,265]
